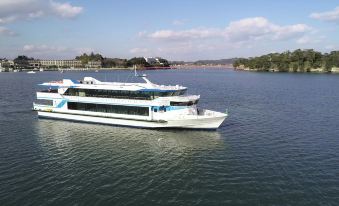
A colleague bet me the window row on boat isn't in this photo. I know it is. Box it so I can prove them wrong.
[63,88,187,100]
[170,100,199,106]
[68,102,149,116]
[34,99,53,106]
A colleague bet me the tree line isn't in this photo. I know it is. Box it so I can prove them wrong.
[233,49,339,72]
[76,52,170,68]
[1,53,170,69]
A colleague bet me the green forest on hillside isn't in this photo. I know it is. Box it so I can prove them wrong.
[75,53,170,68]
[233,49,339,72]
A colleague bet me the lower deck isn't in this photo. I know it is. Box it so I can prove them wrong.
[33,97,227,129]
[36,111,227,130]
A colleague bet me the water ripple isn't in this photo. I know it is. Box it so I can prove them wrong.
[1,70,339,205]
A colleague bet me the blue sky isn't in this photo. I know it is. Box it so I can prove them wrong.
[1,0,339,61]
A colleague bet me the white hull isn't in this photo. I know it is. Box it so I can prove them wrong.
[37,111,226,130]
[34,76,228,130]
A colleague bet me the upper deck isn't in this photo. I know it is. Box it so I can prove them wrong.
[39,77,187,93]
[37,76,199,103]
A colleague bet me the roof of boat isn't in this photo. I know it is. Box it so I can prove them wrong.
[39,76,187,92]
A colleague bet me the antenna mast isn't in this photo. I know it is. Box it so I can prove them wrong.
[133,65,153,85]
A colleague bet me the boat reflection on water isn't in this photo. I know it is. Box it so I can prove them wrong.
[30,119,226,205]
[34,119,225,158]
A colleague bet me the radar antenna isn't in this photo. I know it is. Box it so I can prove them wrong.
[134,65,147,77]
[133,65,153,85]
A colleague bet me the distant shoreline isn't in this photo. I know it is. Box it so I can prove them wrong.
[0,65,235,73]
[173,65,233,69]
[233,49,339,74]
[234,66,339,73]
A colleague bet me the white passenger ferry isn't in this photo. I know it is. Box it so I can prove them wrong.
[33,72,227,129]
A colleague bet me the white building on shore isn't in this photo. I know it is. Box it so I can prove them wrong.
[85,61,102,68]
[38,59,82,68]
[0,59,14,70]
[28,60,41,68]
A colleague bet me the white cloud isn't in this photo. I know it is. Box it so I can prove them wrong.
[145,17,310,43]
[74,47,94,55]
[130,48,149,54]
[0,0,83,24]
[232,17,311,41]
[297,36,312,44]
[224,17,310,41]
[271,24,311,40]
[22,44,94,59]
[135,17,313,60]
[28,10,44,19]
[172,19,187,26]
[23,44,68,52]
[147,28,224,41]
[297,35,325,45]
[0,16,18,24]
[310,7,339,22]
[325,45,335,50]
[51,1,83,18]
[0,26,17,36]
[137,31,147,37]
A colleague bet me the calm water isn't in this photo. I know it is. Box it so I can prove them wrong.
[1,69,339,205]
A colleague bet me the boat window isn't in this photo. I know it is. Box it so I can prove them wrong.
[170,100,198,106]
[78,89,86,97]
[159,106,166,112]
[65,88,153,100]
[68,102,149,116]
[35,99,53,106]
[64,88,187,100]
[40,89,58,93]
[179,89,187,95]
[173,91,180,96]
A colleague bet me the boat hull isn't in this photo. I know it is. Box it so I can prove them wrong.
[37,111,227,130]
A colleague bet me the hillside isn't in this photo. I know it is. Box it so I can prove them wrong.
[171,58,237,66]
[233,49,339,73]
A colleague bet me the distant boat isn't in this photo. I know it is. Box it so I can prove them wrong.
[60,70,64,73]
[95,70,99,72]
[27,71,36,74]
[39,68,44,72]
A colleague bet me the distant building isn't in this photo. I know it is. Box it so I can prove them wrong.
[0,59,14,68]
[9,59,101,69]
[28,60,41,69]
[144,57,165,66]
[144,57,159,65]
[331,67,339,73]
[39,59,82,68]
[85,61,102,68]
